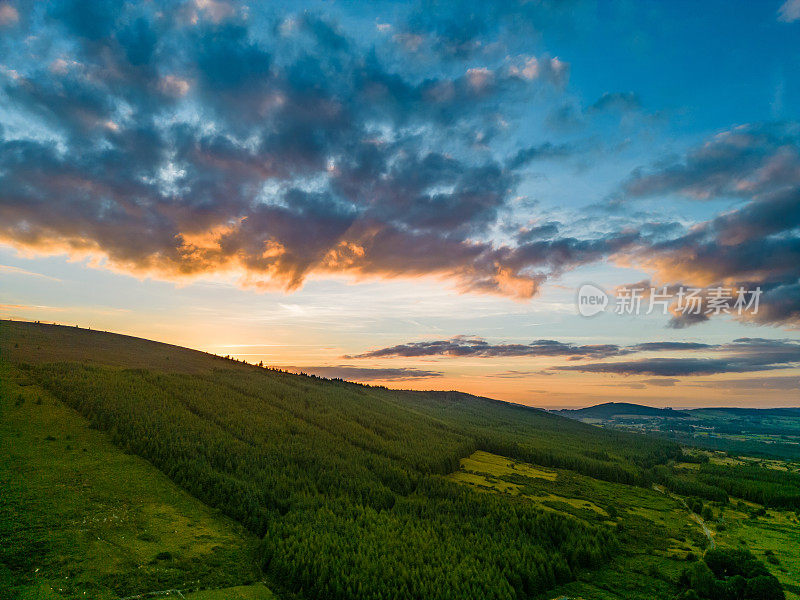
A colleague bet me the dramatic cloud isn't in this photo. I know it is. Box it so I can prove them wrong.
[352,336,800,379]
[0,2,797,330]
[616,123,800,327]
[558,359,765,377]
[621,123,800,200]
[351,336,799,363]
[0,0,612,300]
[557,338,800,376]
[347,336,627,359]
[280,365,442,381]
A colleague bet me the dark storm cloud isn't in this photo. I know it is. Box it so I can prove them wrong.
[281,365,442,381]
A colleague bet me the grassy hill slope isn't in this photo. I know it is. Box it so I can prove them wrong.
[0,360,272,600]
[0,321,701,600]
[1,320,243,373]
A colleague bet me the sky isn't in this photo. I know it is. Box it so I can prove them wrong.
[1,0,799,408]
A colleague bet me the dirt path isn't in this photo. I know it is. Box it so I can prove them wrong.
[690,513,716,549]
[653,484,715,549]
[119,588,187,600]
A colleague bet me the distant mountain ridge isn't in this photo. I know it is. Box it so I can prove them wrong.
[556,402,800,420]
[556,402,690,419]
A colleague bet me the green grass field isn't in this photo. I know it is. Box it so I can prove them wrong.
[448,450,704,599]
[709,501,800,599]
[173,583,276,599]
[448,450,800,600]
[0,361,272,600]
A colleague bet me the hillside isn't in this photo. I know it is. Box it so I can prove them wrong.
[0,357,272,600]
[2,321,795,600]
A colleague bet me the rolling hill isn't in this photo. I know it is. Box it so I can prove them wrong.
[556,402,690,419]
[1,320,795,600]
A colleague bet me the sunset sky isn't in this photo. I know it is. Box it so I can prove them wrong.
[1,0,799,407]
